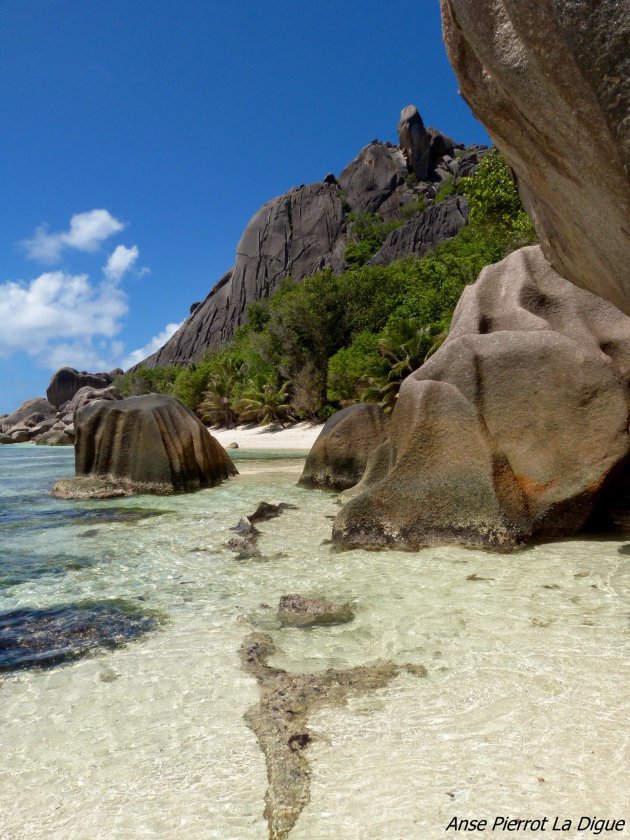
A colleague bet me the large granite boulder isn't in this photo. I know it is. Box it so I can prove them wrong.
[0,398,55,433]
[334,247,630,550]
[299,403,389,490]
[136,183,346,367]
[397,105,457,181]
[54,394,237,497]
[135,110,479,371]
[46,367,119,408]
[337,141,409,217]
[440,0,630,315]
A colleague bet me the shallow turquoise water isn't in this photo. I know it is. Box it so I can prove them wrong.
[0,444,629,839]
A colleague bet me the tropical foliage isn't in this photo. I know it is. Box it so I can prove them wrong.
[114,149,537,424]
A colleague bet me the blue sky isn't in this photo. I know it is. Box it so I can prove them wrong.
[0,0,489,414]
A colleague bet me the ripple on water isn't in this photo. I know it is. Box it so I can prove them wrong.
[0,446,629,839]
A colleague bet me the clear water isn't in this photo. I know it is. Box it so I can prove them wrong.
[0,445,629,839]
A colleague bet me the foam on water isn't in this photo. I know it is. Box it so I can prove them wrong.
[0,445,629,839]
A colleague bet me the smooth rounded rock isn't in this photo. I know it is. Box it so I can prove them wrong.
[299,403,389,491]
[441,0,630,314]
[69,394,237,495]
[335,246,630,549]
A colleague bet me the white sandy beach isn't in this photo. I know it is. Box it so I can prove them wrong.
[210,421,323,451]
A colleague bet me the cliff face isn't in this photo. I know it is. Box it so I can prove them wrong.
[136,107,485,370]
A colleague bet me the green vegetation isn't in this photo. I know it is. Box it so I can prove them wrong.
[114,149,536,423]
[343,212,402,267]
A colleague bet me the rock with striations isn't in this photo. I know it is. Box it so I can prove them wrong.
[134,109,480,370]
[397,105,432,179]
[334,246,630,550]
[52,394,237,498]
[0,398,56,434]
[299,403,389,491]
[440,0,630,315]
[137,183,346,367]
[46,367,119,409]
[369,196,469,265]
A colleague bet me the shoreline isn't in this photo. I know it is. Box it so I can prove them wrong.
[209,421,323,451]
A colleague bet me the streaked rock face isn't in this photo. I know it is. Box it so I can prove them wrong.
[334,246,630,550]
[63,394,237,495]
[440,0,630,313]
[138,183,346,368]
[136,111,480,370]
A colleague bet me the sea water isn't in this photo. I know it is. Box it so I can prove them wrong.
[0,445,628,839]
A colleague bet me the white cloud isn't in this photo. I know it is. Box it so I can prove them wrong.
[22,209,125,263]
[103,244,139,281]
[0,270,128,366]
[123,321,183,368]
[44,341,114,374]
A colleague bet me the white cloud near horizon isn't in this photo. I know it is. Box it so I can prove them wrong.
[103,244,139,281]
[123,321,183,369]
[0,271,128,367]
[22,209,125,263]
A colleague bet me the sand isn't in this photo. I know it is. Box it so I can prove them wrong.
[209,421,323,451]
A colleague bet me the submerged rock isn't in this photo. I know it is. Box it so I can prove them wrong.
[227,501,297,559]
[227,517,262,559]
[0,600,161,672]
[240,632,415,840]
[299,403,389,491]
[57,394,237,497]
[440,0,630,315]
[247,501,298,523]
[334,246,630,550]
[277,593,354,628]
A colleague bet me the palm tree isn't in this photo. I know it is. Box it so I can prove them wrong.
[360,316,451,412]
[235,375,296,426]
[199,357,243,428]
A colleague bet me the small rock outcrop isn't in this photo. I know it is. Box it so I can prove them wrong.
[440,0,630,315]
[46,367,121,408]
[227,501,297,559]
[54,394,237,497]
[334,246,630,550]
[277,594,354,628]
[299,403,389,491]
[0,383,123,446]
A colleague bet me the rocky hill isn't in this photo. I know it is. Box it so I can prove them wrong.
[135,106,486,369]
